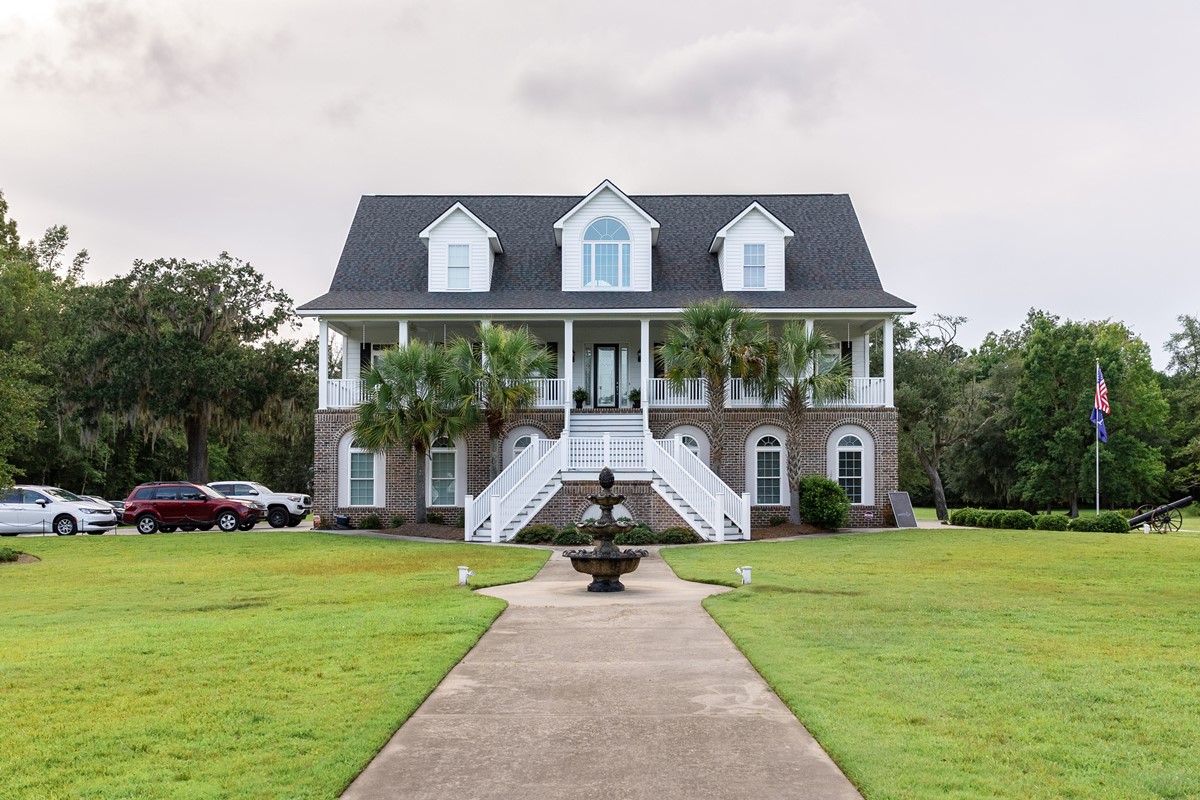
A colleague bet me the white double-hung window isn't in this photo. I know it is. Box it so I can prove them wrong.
[582,218,631,288]
[430,438,457,506]
[743,243,766,288]
[447,244,470,290]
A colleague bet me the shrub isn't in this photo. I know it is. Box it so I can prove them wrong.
[0,547,19,563]
[1068,515,1099,532]
[1094,511,1131,533]
[560,522,577,534]
[797,475,850,529]
[426,512,445,525]
[948,508,972,526]
[389,515,406,528]
[768,515,788,527]
[358,514,381,530]
[614,528,656,546]
[1034,513,1070,531]
[1001,510,1035,530]
[657,527,703,544]
[554,529,593,546]
[514,524,558,544]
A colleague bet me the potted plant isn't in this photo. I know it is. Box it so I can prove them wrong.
[573,387,588,409]
[627,387,641,409]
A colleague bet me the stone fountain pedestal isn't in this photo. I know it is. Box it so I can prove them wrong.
[562,467,648,592]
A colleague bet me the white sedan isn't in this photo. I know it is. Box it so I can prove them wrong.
[0,485,118,536]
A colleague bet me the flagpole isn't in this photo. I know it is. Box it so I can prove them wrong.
[1095,357,1100,515]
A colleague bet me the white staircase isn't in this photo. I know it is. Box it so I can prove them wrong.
[464,419,752,543]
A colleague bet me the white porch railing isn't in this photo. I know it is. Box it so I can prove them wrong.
[647,439,724,539]
[659,437,750,538]
[465,437,560,542]
[567,435,646,471]
[645,376,889,409]
[327,379,368,408]
[477,378,567,409]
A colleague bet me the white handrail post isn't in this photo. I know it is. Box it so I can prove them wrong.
[464,495,474,541]
[716,490,725,542]
[742,492,751,537]
[490,494,500,543]
[560,429,570,471]
[603,433,611,467]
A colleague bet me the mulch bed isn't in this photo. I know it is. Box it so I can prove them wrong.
[0,552,41,565]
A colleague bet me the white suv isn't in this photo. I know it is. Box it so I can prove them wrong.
[207,481,312,529]
[0,486,119,536]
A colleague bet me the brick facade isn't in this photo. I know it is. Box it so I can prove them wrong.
[313,406,899,530]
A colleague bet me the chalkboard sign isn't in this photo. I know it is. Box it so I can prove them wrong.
[888,492,918,529]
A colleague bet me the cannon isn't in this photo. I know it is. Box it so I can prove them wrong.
[1128,485,1198,533]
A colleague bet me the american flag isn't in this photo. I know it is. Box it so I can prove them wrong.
[1094,363,1110,414]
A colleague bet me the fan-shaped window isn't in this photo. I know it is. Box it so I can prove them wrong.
[513,435,534,457]
[755,435,783,504]
[680,435,700,458]
[838,435,862,448]
[582,217,631,288]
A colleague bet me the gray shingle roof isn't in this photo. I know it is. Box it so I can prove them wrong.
[297,193,915,312]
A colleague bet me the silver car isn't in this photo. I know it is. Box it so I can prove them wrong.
[0,486,119,536]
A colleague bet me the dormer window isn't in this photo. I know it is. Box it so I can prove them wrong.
[447,244,470,290]
[582,218,631,288]
[743,244,765,288]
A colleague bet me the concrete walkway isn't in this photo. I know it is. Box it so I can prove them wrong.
[341,548,862,800]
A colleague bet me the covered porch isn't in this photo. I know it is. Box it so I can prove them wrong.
[315,314,896,411]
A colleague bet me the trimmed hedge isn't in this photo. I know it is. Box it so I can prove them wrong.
[797,475,850,529]
[614,528,657,546]
[1034,513,1070,531]
[554,529,593,546]
[358,514,381,530]
[514,524,558,544]
[657,527,703,545]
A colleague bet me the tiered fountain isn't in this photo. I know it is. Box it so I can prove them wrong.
[562,467,649,592]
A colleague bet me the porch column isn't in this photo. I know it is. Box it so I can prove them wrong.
[397,319,408,347]
[640,318,650,404]
[883,316,894,407]
[345,335,360,379]
[563,319,574,410]
[318,319,329,410]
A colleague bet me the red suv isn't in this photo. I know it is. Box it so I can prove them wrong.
[123,482,266,534]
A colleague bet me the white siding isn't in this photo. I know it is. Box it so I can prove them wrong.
[427,209,491,292]
[561,187,652,292]
[721,208,787,291]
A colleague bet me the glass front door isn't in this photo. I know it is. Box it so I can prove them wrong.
[593,344,619,408]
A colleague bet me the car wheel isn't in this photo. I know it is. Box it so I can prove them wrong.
[267,507,289,528]
[54,515,78,536]
[0,532,18,536]
[161,526,177,533]
[87,530,105,535]
[238,521,255,531]
[286,516,302,527]
[180,525,196,532]
[136,515,159,535]
[198,524,214,531]
[216,511,239,532]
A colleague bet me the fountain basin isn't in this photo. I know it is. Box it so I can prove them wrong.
[562,549,647,592]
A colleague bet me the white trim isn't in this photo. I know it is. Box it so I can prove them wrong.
[301,307,917,320]
[418,202,503,253]
[710,201,796,254]
[338,432,385,508]
[745,424,790,506]
[553,180,660,246]
[827,424,875,506]
[427,436,466,507]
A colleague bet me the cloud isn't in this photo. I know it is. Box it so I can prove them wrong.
[513,18,869,126]
[2,0,283,103]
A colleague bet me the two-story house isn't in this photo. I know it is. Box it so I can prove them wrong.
[298,181,915,540]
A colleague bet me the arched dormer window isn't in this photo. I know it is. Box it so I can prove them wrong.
[582,218,631,288]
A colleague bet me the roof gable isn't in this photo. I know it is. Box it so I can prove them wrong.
[709,202,795,254]
[418,202,503,254]
[552,180,660,246]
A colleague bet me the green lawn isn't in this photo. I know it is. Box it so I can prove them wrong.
[0,532,547,799]
[663,529,1200,800]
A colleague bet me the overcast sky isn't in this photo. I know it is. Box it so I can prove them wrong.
[1,0,1195,367]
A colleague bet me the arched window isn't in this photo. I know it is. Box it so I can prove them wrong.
[827,425,874,505]
[582,218,631,288]
[680,435,700,459]
[755,435,783,505]
[513,435,534,458]
[430,437,456,506]
[339,432,385,507]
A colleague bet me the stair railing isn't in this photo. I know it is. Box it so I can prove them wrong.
[665,438,751,538]
[647,438,723,539]
[489,438,563,542]
[465,437,557,540]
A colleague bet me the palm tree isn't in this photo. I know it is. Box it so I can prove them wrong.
[771,322,851,522]
[352,340,476,523]
[658,298,773,473]
[446,324,555,480]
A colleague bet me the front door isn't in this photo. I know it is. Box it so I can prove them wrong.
[593,344,619,408]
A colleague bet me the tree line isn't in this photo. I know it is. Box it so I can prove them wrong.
[0,191,315,498]
[893,310,1199,519]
